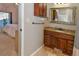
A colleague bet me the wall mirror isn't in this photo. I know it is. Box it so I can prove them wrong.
[50,7,76,25]
[0,12,12,29]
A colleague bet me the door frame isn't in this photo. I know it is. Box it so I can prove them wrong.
[18,3,24,56]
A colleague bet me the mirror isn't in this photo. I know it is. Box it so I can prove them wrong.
[0,12,12,28]
[50,7,76,25]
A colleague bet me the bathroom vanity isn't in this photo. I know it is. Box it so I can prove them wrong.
[44,27,75,56]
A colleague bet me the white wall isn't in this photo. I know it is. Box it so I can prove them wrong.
[74,6,79,55]
[45,3,78,30]
[24,3,46,56]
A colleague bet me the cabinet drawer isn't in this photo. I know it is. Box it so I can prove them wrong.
[67,44,73,48]
[44,36,50,38]
[44,33,50,35]
[44,30,51,34]
[58,34,73,40]
[67,41,74,49]
[66,50,73,56]
[66,47,73,51]
[44,41,51,48]
[68,41,74,44]
[51,32,74,40]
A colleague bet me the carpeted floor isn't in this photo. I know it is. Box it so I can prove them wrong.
[0,32,17,56]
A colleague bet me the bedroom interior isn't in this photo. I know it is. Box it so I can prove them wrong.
[0,3,19,56]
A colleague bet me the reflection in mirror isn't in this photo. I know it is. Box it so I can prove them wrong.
[0,12,12,29]
[50,8,76,25]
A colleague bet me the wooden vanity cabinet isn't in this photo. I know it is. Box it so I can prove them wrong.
[51,36,58,48]
[44,30,74,56]
[44,30,52,48]
[66,40,74,55]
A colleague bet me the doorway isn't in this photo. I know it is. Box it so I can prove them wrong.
[0,3,20,56]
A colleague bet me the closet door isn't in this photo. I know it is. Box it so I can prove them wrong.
[34,3,40,16]
[42,3,47,17]
[34,3,47,17]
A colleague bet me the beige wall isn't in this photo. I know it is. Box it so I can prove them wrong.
[24,3,46,56]
[0,3,18,24]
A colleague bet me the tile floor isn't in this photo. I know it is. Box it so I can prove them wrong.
[34,46,67,56]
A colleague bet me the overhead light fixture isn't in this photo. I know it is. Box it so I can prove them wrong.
[54,3,66,5]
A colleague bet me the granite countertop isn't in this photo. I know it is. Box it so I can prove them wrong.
[44,27,75,36]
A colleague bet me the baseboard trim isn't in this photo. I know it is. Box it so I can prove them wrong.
[30,45,44,56]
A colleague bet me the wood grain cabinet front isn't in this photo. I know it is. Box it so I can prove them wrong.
[44,30,52,48]
[66,40,74,55]
[57,38,67,53]
[51,36,58,48]
[44,29,74,56]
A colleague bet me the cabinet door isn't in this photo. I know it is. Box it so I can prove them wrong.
[58,39,66,53]
[44,30,51,47]
[51,36,58,49]
[44,36,51,47]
